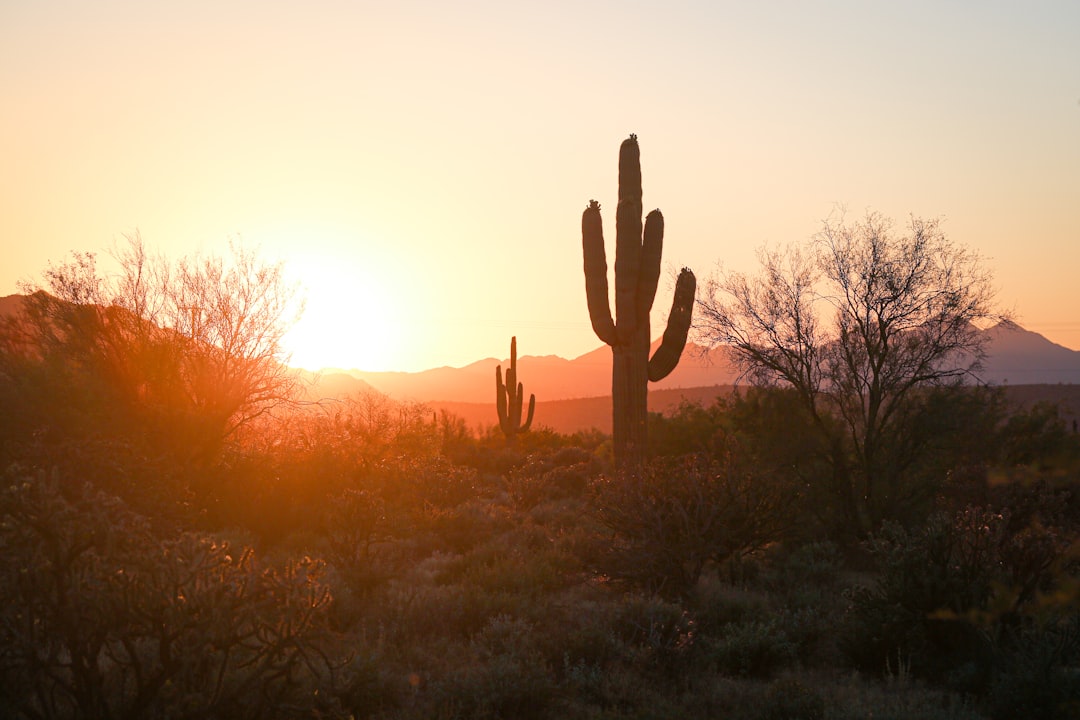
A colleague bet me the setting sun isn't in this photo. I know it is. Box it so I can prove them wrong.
[282,259,402,372]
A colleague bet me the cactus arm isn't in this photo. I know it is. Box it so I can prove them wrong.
[648,268,697,382]
[614,135,643,343]
[637,209,664,319]
[516,382,529,427]
[523,393,535,432]
[583,201,617,346]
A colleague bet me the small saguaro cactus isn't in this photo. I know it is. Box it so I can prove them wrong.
[582,134,696,469]
[496,336,535,445]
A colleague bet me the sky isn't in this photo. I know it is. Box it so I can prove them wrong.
[2,0,1078,372]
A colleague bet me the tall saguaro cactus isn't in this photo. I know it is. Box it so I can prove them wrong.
[582,134,696,469]
[496,336,535,446]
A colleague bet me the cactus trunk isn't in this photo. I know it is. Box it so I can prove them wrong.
[582,135,696,470]
[612,320,651,467]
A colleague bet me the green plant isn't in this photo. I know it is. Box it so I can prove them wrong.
[495,336,535,446]
[582,134,696,469]
[842,505,1078,702]
[703,619,798,678]
[841,511,1003,680]
[762,541,846,607]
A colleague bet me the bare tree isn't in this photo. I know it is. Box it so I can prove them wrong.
[9,234,303,460]
[695,211,1007,531]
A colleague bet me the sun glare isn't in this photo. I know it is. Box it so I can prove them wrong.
[282,261,401,372]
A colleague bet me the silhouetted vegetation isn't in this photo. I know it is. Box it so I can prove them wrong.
[696,211,1009,534]
[2,238,1078,719]
[495,336,535,446]
[582,134,696,470]
[0,236,301,470]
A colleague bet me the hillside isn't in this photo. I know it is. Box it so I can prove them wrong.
[430,385,735,435]
[327,322,1080,405]
[6,293,1079,420]
[322,341,739,404]
[981,321,1080,385]
[425,384,1080,435]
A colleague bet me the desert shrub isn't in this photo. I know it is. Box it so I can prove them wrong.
[368,557,531,646]
[695,549,841,666]
[452,432,531,477]
[757,540,849,614]
[402,615,556,720]
[526,493,592,534]
[996,401,1076,469]
[322,487,411,599]
[988,473,1079,541]
[841,510,1004,680]
[208,395,455,542]
[610,593,697,672]
[648,399,728,458]
[589,450,791,597]
[723,382,1007,541]
[435,541,572,599]
[766,541,845,589]
[701,618,798,678]
[0,429,203,529]
[688,577,773,635]
[419,497,515,555]
[980,611,1080,720]
[826,672,986,720]
[262,391,440,468]
[756,676,826,720]
[332,651,403,719]
[388,455,482,510]
[425,651,556,720]
[0,467,342,719]
[842,505,1078,702]
[722,388,837,535]
[505,448,599,511]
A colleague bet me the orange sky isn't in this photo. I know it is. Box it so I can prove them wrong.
[3,1,1078,372]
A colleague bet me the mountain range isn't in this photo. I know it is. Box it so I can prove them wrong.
[305,323,1080,433]
[316,340,737,405]
[318,322,1080,404]
[3,293,1078,433]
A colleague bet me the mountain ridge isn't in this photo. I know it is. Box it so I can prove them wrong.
[325,323,1080,404]
[4,294,1077,406]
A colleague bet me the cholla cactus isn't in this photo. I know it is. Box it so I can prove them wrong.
[582,135,696,468]
[496,336,535,445]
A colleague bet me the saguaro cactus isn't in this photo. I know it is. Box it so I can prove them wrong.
[496,336,535,445]
[582,134,696,469]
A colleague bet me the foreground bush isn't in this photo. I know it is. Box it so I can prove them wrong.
[0,467,344,719]
[843,505,1079,716]
[589,448,792,597]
